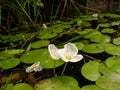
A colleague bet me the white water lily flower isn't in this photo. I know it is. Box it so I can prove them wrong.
[26,62,42,73]
[58,43,83,62]
[48,44,61,60]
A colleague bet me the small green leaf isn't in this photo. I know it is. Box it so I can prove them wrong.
[81,61,101,81]
[31,40,50,48]
[73,42,84,50]
[105,56,120,73]
[81,85,103,90]
[82,44,104,54]
[34,76,80,90]
[96,73,120,90]
[113,37,120,45]
[101,28,116,33]
[105,44,120,55]
[13,83,33,90]
[0,58,20,69]
[98,23,111,28]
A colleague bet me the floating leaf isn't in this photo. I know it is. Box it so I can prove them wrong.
[96,73,120,90]
[0,58,20,69]
[13,83,33,90]
[4,83,13,90]
[98,23,111,28]
[105,56,120,73]
[81,85,103,90]
[111,21,120,26]
[82,44,104,54]
[34,76,80,90]
[99,63,113,75]
[0,49,24,59]
[90,34,111,43]
[84,31,101,39]
[20,49,64,69]
[104,13,120,19]
[40,30,57,39]
[105,44,120,55]
[81,61,101,81]
[101,28,116,33]
[113,37,120,45]
[73,42,84,50]
[31,40,50,49]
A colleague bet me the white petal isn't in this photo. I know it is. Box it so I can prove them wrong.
[48,44,60,60]
[26,67,33,73]
[64,42,78,56]
[70,55,83,62]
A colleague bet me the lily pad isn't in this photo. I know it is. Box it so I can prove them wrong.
[90,34,110,43]
[81,85,103,90]
[34,76,80,90]
[104,13,120,19]
[31,40,50,49]
[101,28,116,33]
[20,49,64,69]
[13,83,33,90]
[0,49,24,59]
[105,56,120,73]
[84,31,101,39]
[96,73,120,90]
[82,43,104,54]
[111,21,120,26]
[81,61,101,81]
[113,37,120,45]
[4,83,13,90]
[74,42,84,50]
[0,58,20,69]
[105,44,120,55]
[99,63,113,75]
[98,23,111,28]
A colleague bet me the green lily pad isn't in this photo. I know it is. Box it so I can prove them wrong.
[105,44,120,55]
[0,49,24,59]
[113,37,120,45]
[101,28,116,33]
[81,85,103,90]
[74,42,84,50]
[20,49,64,69]
[105,56,120,73]
[98,23,111,28]
[111,21,120,26]
[84,31,101,39]
[81,61,101,81]
[0,58,20,69]
[90,34,111,43]
[4,83,13,90]
[82,44,104,54]
[104,13,120,19]
[40,29,57,39]
[99,63,113,75]
[34,76,80,90]
[96,73,120,90]
[13,83,33,90]
[31,40,50,49]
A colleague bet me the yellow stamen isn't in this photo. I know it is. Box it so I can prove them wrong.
[66,56,72,60]
[32,65,37,69]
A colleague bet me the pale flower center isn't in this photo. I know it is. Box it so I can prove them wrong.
[66,55,72,60]
[32,65,37,69]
